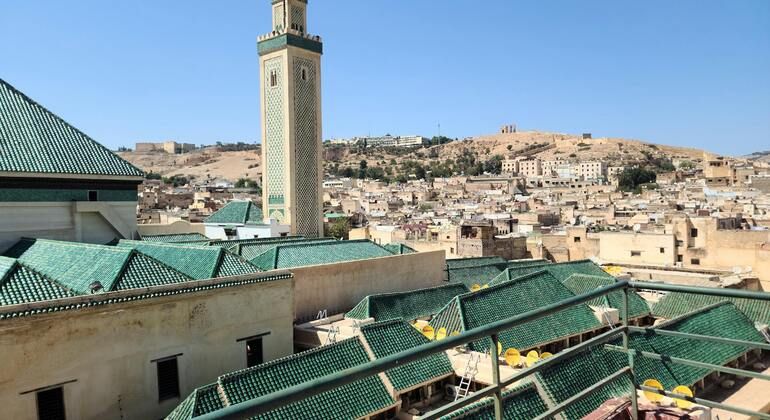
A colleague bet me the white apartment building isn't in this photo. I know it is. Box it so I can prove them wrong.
[579,161,606,180]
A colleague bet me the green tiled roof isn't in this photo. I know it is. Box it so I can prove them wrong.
[0,257,76,306]
[562,274,650,318]
[447,263,508,288]
[117,240,262,279]
[360,320,454,391]
[346,283,469,322]
[652,291,770,326]
[507,259,550,269]
[488,260,612,287]
[439,382,548,420]
[383,243,417,255]
[250,240,394,270]
[535,345,632,419]
[208,235,304,250]
[206,337,394,420]
[140,233,210,243]
[236,238,335,261]
[166,383,225,420]
[431,270,602,352]
[0,78,143,177]
[626,302,766,389]
[205,201,264,225]
[446,257,507,269]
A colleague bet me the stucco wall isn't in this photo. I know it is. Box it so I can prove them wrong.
[0,277,294,420]
[599,232,676,266]
[290,250,446,321]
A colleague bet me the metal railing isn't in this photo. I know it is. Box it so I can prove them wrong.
[197,280,770,420]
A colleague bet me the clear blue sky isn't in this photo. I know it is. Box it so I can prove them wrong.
[2,1,769,155]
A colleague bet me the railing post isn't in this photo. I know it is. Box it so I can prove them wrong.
[490,334,503,420]
[622,287,639,420]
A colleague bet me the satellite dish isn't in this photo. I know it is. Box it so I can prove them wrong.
[481,284,490,289]
[450,331,461,336]
[504,348,520,366]
[642,379,664,403]
[471,284,482,292]
[540,352,553,359]
[422,325,435,340]
[672,385,693,409]
[525,350,539,367]
[436,327,447,341]
[497,341,503,356]
[412,322,422,330]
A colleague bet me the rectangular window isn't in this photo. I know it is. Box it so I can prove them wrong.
[677,254,683,262]
[573,237,581,243]
[659,247,665,254]
[246,337,264,367]
[37,387,66,420]
[631,251,641,257]
[87,190,98,202]
[156,357,180,402]
[691,258,700,265]
[676,240,684,247]
[690,228,698,238]
[270,70,278,87]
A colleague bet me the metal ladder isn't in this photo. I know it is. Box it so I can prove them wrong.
[455,352,480,401]
[599,300,616,329]
[760,327,770,344]
[325,326,340,345]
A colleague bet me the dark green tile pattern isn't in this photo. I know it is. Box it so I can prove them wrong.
[447,263,507,288]
[166,383,225,420]
[432,271,601,353]
[238,238,335,261]
[251,240,394,270]
[562,274,650,318]
[361,320,454,391]
[205,201,264,225]
[383,243,417,255]
[115,253,192,290]
[446,257,507,270]
[439,382,548,420]
[346,283,469,322]
[0,78,143,177]
[140,233,210,243]
[0,258,76,305]
[0,188,137,202]
[216,252,265,277]
[216,337,393,420]
[652,291,770,325]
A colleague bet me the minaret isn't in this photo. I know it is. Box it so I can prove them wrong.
[258,0,324,237]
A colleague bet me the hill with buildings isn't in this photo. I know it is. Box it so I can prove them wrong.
[118,131,709,183]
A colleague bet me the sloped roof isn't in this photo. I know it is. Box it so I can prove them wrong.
[346,283,469,322]
[488,259,612,287]
[562,274,650,318]
[250,240,394,270]
[205,201,264,225]
[439,382,549,420]
[0,78,143,178]
[652,291,770,326]
[0,256,76,306]
[117,240,261,279]
[360,319,454,391]
[383,243,417,255]
[446,257,507,270]
[140,233,210,244]
[172,337,395,420]
[447,263,508,288]
[431,270,602,352]
[237,238,335,261]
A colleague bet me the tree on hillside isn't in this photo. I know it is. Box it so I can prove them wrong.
[618,168,656,192]
[358,160,368,179]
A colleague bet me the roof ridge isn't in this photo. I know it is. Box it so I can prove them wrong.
[470,269,552,295]
[14,261,81,297]
[0,257,18,286]
[0,78,143,177]
[365,282,468,300]
[26,238,132,253]
[121,240,216,251]
[123,250,195,283]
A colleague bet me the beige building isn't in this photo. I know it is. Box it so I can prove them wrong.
[259,0,324,237]
[135,141,195,154]
[502,159,518,173]
[578,161,606,180]
[517,158,542,178]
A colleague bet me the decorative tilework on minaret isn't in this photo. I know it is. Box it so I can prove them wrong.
[258,0,324,237]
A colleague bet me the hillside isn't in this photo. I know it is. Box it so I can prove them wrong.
[119,131,709,182]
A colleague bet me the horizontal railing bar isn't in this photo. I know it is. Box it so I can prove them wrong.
[499,327,626,388]
[607,345,770,381]
[639,385,770,420]
[420,384,498,420]
[629,281,770,301]
[628,326,770,351]
[532,367,632,420]
[197,281,629,419]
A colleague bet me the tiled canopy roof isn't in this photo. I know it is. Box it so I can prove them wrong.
[361,320,454,392]
[652,290,770,326]
[562,274,650,318]
[346,283,469,322]
[439,382,549,420]
[250,240,394,270]
[140,233,210,244]
[431,270,602,353]
[205,200,264,225]
[488,259,611,287]
[169,337,395,420]
[447,263,508,288]
[117,240,262,279]
[0,78,143,178]
[446,257,507,270]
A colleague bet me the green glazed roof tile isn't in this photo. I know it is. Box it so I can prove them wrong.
[0,258,76,306]
[361,319,454,391]
[237,238,334,261]
[166,383,225,420]
[0,78,143,177]
[140,233,210,243]
[562,274,650,318]
[250,240,393,270]
[346,283,469,322]
[205,201,264,225]
[652,291,770,326]
[383,243,417,255]
[446,257,508,269]
[432,270,602,352]
[439,382,548,420]
[447,263,507,288]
